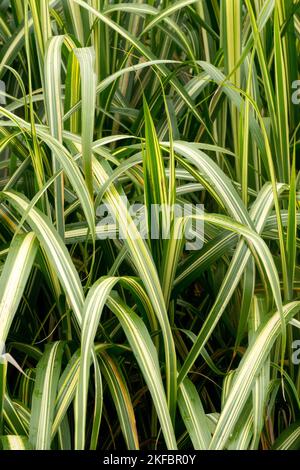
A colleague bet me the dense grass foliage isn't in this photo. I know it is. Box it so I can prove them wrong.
[0,0,299,450]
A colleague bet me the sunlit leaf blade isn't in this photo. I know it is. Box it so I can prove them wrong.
[209,302,300,449]
[29,342,64,450]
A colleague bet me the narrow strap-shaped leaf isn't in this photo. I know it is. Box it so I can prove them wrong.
[249,296,270,449]
[209,301,300,449]
[75,276,118,449]
[74,47,96,198]
[274,7,290,183]
[272,422,300,450]
[92,157,177,422]
[98,352,139,450]
[64,50,81,133]
[29,342,64,449]
[44,36,65,237]
[178,183,286,384]
[52,350,80,438]
[0,107,95,242]
[0,233,38,345]
[75,273,176,449]
[0,358,7,434]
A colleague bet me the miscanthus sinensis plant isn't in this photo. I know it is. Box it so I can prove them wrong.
[0,0,299,451]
